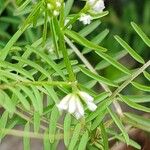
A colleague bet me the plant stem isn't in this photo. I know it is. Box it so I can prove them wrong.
[0,81,72,90]
[112,60,150,98]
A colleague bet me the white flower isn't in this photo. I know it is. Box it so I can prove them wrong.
[78,91,97,111]
[56,1,61,7]
[53,10,59,16]
[79,14,92,25]
[93,0,105,12]
[57,91,97,119]
[88,0,105,13]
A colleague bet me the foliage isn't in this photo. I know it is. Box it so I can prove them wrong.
[0,0,150,149]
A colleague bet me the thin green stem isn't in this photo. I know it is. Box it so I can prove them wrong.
[0,81,72,90]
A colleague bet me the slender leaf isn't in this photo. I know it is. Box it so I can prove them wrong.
[49,106,59,143]
[107,108,129,144]
[96,51,131,75]
[33,111,41,133]
[23,122,30,150]
[132,81,150,92]
[64,114,71,147]
[131,22,150,47]
[78,130,89,150]
[65,29,107,52]
[80,66,118,87]
[119,94,150,113]
[114,35,145,64]
[68,123,81,150]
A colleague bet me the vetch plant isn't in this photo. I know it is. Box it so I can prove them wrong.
[0,0,150,149]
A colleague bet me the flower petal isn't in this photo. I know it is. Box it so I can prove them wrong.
[76,99,84,117]
[79,14,92,25]
[57,94,71,111]
[87,102,97,111]
[79,91,94,103]
[68,95,76,114]
[74,112,83,120]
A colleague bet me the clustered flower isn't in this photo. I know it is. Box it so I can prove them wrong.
[47,0,62,16]
[57,91,97,119]
[79,0,105,25]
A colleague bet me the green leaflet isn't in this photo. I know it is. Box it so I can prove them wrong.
[123,114,150,132]
[79,20,101,37]
[143,71,150,81]
[33,111,41,133]
[121,95,150,103]
[49,106,60,143]
[131,22,150,47]
[43,131,51,150]
[100,123,109,150]
[132,81,150,92]
[50,18,59,57]
[21,1,42,29]
[78,130,89,150]
[65,29,107,52]
[0,111,9,140]
[18,85,39,112]
[0,27,27,60]
[82,29,109,54]
[91,109,107,130]
[107,108,129,144]
[124,113,150,129]
[13,56,51,79]
[95,51,131,75]
[95,92,111,103]
[44,85,59,104]
[0,61,34,80]
[114,35,145,64]
[31,85,43,115]
[8,87,30,110]
[68,123,81,150]
[26,45,66,80]
[95,50,128,70]
[86,98,112,122]
[64,0,74,17]
[15,0,31,13]
[23,122,30,150]
[0,90,16,113]
[0,2,42,60]
[80,66,118,87]
[107,129,141,149]
[0,70,28,82]
[53,17,76,82]
[64,114,71,147]
[119,94,150,113]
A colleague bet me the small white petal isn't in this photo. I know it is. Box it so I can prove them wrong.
[53,10,59,16]
[76,99,84,116]
[88,0,95,5]
[93,0,105,12]
[47,3,52,9]
[79,14,92,25]
[87,102,97,111]
[68,95,76,114]
[57,94,71,110]
[74,112,83,119]
[56,1,61,7]
[79,91,94,102]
